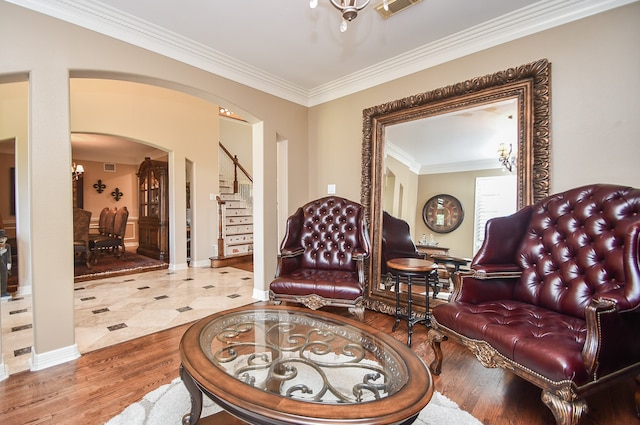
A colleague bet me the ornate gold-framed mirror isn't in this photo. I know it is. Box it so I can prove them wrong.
[361,59,551,315]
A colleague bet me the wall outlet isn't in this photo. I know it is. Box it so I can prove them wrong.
[327,184,336,194]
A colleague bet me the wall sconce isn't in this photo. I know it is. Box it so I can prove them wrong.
[93,179,106,193]
[72,163,84,180]
[498,143,516,172]
[111,187,123,202]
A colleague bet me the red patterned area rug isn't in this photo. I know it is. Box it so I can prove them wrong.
[74,252,168,283]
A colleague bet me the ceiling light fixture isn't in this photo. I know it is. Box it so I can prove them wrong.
[498,143,516,173]
[310,0,388,32]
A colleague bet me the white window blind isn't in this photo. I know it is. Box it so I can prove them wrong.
[473,175,517,255]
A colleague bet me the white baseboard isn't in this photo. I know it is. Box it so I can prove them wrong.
[18,284,32,296]
[0,355,8,381]
[30,343,81,371]
[190,259,211,268]
[169,262,189,271]
[253,288,269,301]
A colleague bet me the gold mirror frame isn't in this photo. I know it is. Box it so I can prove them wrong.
[361,59,551,315]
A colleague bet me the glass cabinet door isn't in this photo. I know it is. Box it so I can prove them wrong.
[140,175,149,216]
[150,170,160,217]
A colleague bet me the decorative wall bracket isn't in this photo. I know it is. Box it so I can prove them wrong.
[111,187,123,201]
[93,179,106,193]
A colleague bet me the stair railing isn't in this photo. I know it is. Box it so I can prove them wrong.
[217,142,253,258]
[219,142,253,194]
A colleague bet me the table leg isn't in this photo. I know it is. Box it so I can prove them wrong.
[431,266,440,299]
[392,273,401,332]
[180,364,203,425]
[425,269,438,328]
[406,275,413,347]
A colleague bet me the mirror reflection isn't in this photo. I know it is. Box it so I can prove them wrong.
[383,98,518,259]
[361,59,551,316]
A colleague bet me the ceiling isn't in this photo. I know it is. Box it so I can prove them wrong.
[386,99,517,174]
[71,133,167,165]
[4,0,633,167]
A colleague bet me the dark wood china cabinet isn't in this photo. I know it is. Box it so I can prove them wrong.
[137,157,169,261]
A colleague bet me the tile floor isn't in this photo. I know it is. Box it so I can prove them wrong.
[1,265,255,375]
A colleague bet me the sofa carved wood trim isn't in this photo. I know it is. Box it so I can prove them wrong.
[428,184,640,425]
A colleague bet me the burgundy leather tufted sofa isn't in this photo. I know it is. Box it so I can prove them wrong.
[269,196,371,320]
[428,184,640,425]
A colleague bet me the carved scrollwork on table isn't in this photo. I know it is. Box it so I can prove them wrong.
[199,309,409,404]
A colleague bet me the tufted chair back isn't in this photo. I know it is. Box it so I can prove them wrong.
[283,196,370,272]
[381,211,425,275]
[513,184,640,319]
[271,196,371,319]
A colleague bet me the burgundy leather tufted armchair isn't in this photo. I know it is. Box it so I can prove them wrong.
[428,184,640,425]
[269,196,371,320]
[381,211,426,276]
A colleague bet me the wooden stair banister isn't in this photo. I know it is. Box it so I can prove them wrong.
[219,142,253,193]
[216,195,225,258]
[215,143,254,264]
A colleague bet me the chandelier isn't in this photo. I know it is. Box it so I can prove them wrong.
[310,0,389,32]
[497,144,516,173]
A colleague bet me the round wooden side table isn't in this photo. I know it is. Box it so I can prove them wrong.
[386,258,439,347]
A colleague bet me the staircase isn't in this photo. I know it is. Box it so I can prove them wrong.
[210,143,253,267]
[210,144,254,268]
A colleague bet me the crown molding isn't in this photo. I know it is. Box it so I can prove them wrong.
[386,143,500,175]
[6,0,310,105]
[385,143,422,174]
[307,0,638,105]
[420,159,500,175]
[6,0,637,107]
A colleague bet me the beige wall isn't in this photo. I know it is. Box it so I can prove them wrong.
[0,151,15,236]
[70,78,217,267]
[383,155,418,230]
[0,2,307,364]
[416,169,504,259]
[0,0,638,372]
[0,81,28,240]
[76,160,139,219]
[220,118,253,177]
[74,159,140,248]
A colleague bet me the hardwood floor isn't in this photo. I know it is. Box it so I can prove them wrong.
[0,302,636,425]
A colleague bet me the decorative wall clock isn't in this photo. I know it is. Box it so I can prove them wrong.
[422,194,464,233]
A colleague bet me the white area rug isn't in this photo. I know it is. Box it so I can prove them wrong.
[106,377,482,425]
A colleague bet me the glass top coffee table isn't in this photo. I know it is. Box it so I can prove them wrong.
[179,305,434,425]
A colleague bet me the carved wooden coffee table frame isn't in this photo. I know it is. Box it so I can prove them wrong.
[179,305,433,425]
